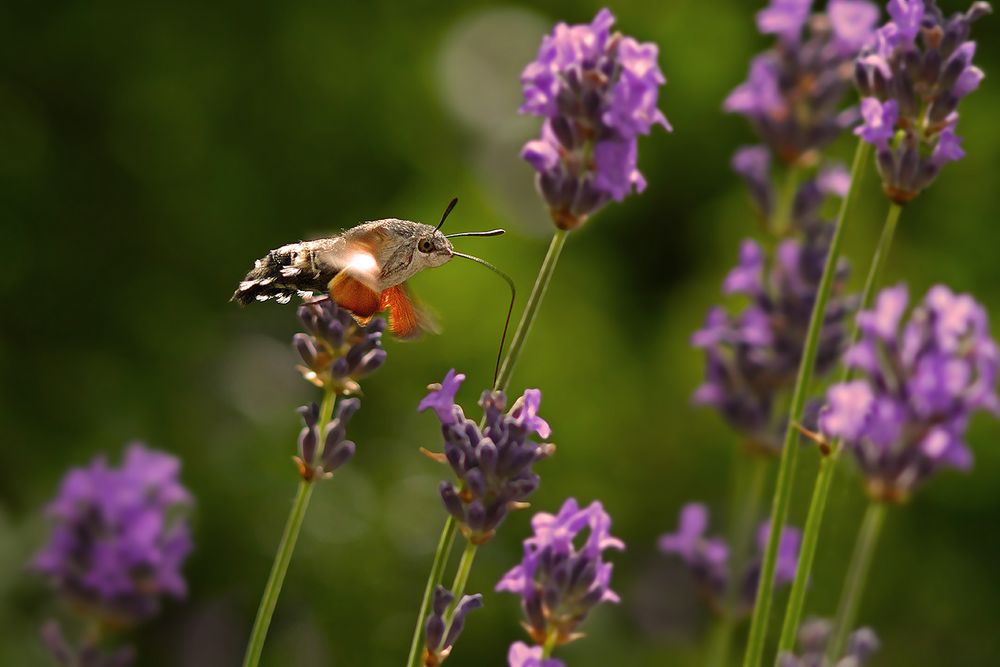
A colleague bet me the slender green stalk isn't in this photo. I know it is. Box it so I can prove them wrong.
[447,540,479,613]
[741,140,871,667]
[541,628,559,659]
[405,517,457,667]
[772,166,801,237]
[406,229,571,666]
[495,229,568,393]
[827,502,887,660]
[777,202,902,653]
[707,454,770,667]
[242,390,336,667]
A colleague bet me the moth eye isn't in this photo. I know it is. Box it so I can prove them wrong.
[418,238,434,253]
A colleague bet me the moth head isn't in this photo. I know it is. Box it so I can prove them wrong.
[414,229,454,268]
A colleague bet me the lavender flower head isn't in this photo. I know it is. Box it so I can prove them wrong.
[725,0,880,165]
[507,641,565,667]
[294,398,360,481]
[820,284,999,502]
[419,370,554,543]
[778,618,880,667]
[854,0,992,203]
[520,8,669,230]
[693,167,855,452]
[659,503,801,615]
[497,499,624,646]
[422,585,483,666]
[40,621,135,667]
[293,299,387,394]
[32,444,193,626]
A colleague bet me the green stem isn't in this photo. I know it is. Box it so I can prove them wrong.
[741,140,871,667]
[407,229,571,666]
[495,229,568,393]
[708,455,770,667]
[541,628,559,659]
[827,502,887,660]
[447,540,479,612]
[242,390,336,667]
[405,516,457,667]
[777,202,902,654]
[772,166,801,237]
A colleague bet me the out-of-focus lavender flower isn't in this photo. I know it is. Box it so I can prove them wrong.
[741,521,802,604]
[657,503,729,602]
[422,585,483,666]
[777,618,880,667]
[32,444,193,626]
[497,499,624,646]
[732,146,776,220]
[294,398,360,481]
[520,8,669,230]
[293,299,386,394]
[726,0,880,165]
[41,621,136,667]
[507,641,566,667]
[420,370,555,543]
[693,169,856,452]
[659,503,801,616]
[819,284,999,502]
[854,0,992,203]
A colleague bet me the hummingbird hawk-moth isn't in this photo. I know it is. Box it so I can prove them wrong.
[232,199,514,343]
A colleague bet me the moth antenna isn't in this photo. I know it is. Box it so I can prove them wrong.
[435,197,459,232]
[445,229,505,238]
[452,251,516,388]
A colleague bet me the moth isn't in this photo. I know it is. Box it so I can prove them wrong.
[232,198,514,342]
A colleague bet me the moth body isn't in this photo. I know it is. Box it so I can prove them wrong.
[232,219,454,338]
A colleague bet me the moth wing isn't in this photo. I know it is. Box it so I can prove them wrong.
[380,283,440,339]
[330,271,381,321]
[315,228,387,292]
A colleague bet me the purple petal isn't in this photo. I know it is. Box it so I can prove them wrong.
[418,369,466,424]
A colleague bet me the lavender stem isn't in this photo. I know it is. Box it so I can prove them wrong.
[827,501,887,660]
[446,541,478,621]
[541,628,559,659]
[242,389,336,667]
[405,517,457,667]
[495,230,568,392]
[708,454,770,667]
[741,139,871,667]
[406,229,569,667]
[778,202,902,652]
[771,166,801,237]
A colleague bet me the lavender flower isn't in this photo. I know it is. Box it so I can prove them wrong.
[507,641,565,667]
[293,299,387,394]
[520,8,669,230]
[657,503,729,601]
[422,586,484,666]
[293,398,360,481]
[777,618,880,667]
[659,503,801,615]
[854,0,992,203]
[419,370,554,543]
[32,444,193,625]
[693,169,855,452]
[819,284,999,502]
[497,499,624,646]
[726,0,880,165]
[41,621,136,667]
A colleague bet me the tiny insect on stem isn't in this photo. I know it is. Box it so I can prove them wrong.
[451,252,516,387]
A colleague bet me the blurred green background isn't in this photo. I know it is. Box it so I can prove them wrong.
[3,0,999,665]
